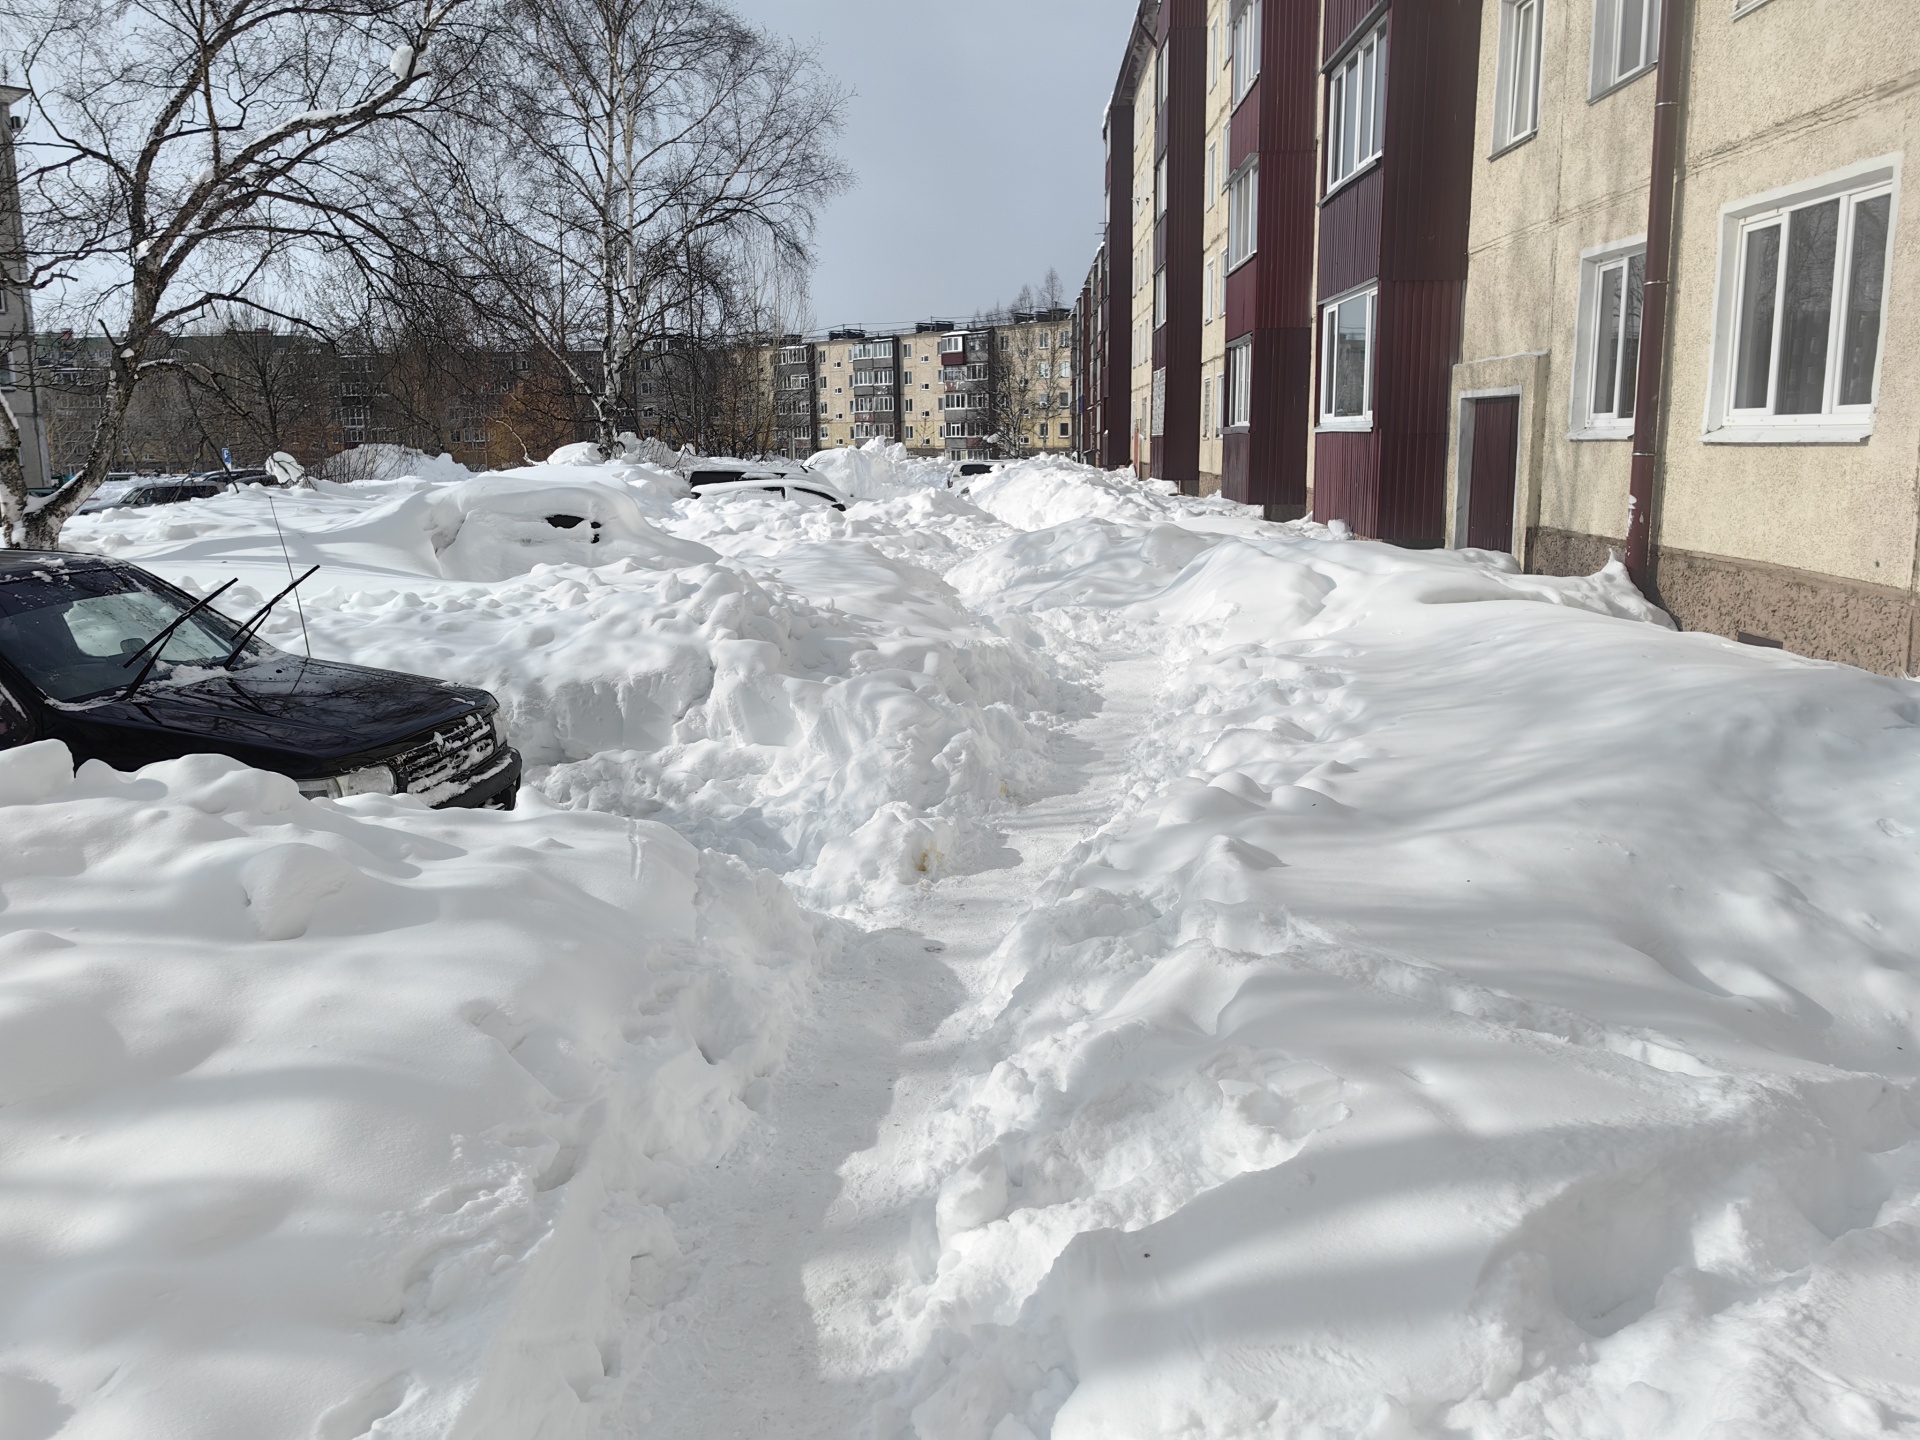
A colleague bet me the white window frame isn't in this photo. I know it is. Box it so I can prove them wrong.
[1589,0,1660,99]
[1702,156,1900,445]
[1154,268,1168,327]
[1204,260,1216,321]
[1569,234,1647,440]
[1492,0,1543,155]
[1225,338,1253,429]
[1206,143,1217,209]
[1318,283,1377,431]
[940,335,967,355]
[1231,0,1262,106]
[1326,22,1388,194]
[1227,159,1258,271]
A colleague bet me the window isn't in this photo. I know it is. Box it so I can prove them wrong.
[1219,247,1230,315]
[1060,422,1071,438]
[1225,339,1253,428]
[852,342,892,361]
[1319,286,1376,428]
[1156,156,1168,218]
[1205,261,1216,321]
[782,374,811,391]
[1156,42,1168,119]
[1493,0,1542,153]
[1573,241,1646,435]
[1231,0,1262,105]
[1040,424,1050,438]
[941,335,966,354]
[1327,23,1387,192]
[852,369,894,387]
[778,345,808,365]
[1202,375,1213,435]
[1154,269,1167,327]
[1206,144,1217,209]
[1209,19,1220,89]
[1591,0,1659,97]
[999,335,1011,352]
[1228,161,1258,269]
[1704,163,1896,442]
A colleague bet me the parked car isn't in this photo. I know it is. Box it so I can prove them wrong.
[196,467,276,488]
[687,466,849,511]
[0,551,521,809]
[77,476,233,515]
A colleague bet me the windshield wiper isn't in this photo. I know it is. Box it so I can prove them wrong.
[119,577,239,700]
[220,564,319,668]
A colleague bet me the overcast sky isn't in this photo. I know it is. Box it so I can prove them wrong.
[726,0,1135,331]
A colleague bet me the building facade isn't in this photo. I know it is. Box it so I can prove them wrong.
[1449,0,1920,671]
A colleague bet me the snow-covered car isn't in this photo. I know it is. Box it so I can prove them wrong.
[688,468,849,511]
[76,475,232,514]
[0,551,521,809]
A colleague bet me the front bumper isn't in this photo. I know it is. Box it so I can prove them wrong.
[432,747,522,811]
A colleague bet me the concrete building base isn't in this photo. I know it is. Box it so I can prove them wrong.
[1529,526,1918,676]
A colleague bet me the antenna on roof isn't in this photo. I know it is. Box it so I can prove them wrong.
[265,492,311,659]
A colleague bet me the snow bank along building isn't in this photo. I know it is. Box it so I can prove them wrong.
[1084,0,1920,673]
[769,314,1080,463]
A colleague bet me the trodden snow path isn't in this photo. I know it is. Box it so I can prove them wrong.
[607,654,1165,1439]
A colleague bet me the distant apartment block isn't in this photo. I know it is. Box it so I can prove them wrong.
[767,313,1080,463]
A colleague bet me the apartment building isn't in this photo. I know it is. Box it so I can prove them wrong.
[1451,0,1919,671]
[1075,249,1108,464]
[1100,0,1381,519]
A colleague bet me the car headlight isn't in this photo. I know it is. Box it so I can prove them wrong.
[297,764,398,800]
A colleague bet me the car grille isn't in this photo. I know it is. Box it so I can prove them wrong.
[392,711,496,796]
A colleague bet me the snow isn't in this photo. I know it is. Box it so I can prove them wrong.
[9,449,1920,1438]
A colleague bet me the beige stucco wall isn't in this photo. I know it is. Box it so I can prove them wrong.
[1657,0,1920,591]
[899,336,942,454]
[1454,0,1656,559]
[1198,0,1232,492]
[1132,71,1159,474]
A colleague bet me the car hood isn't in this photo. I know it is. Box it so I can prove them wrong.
[51,656,489,770]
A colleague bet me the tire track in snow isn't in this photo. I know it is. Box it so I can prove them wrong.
[605,654,1167,1438]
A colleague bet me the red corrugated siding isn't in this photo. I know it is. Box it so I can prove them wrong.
[1311,0,1480,545]
[1102,96,1135,469]
[1231,79,1260,170]
[1318,166,1383,297]
[1314,430,1380,533]
[1323,0,1383,63]
[1227,0,1320,512]
[1226,262,1255,338]
[1223,428,1250,496]
[1157,0,1208,491]
[1373,278,1465,545]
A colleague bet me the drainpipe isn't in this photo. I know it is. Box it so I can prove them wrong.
[1625,0,1693,591]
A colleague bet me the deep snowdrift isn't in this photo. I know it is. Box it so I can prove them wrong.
[0,742,827,1440]
[15,445,1920,1439]
[875,514,1920,1440]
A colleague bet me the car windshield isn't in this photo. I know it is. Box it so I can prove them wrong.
[0,566,253,700]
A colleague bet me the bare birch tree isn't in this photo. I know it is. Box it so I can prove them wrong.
[406,0,848,452]
[0,0,481,547]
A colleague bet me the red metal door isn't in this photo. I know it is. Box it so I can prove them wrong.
[1466,396,1520,554]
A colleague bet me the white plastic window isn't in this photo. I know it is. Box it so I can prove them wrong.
[1319,287,1376,428]
[1728,183,1892,422]
[1591,0,1659,97]
[1327,24,1388,192]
